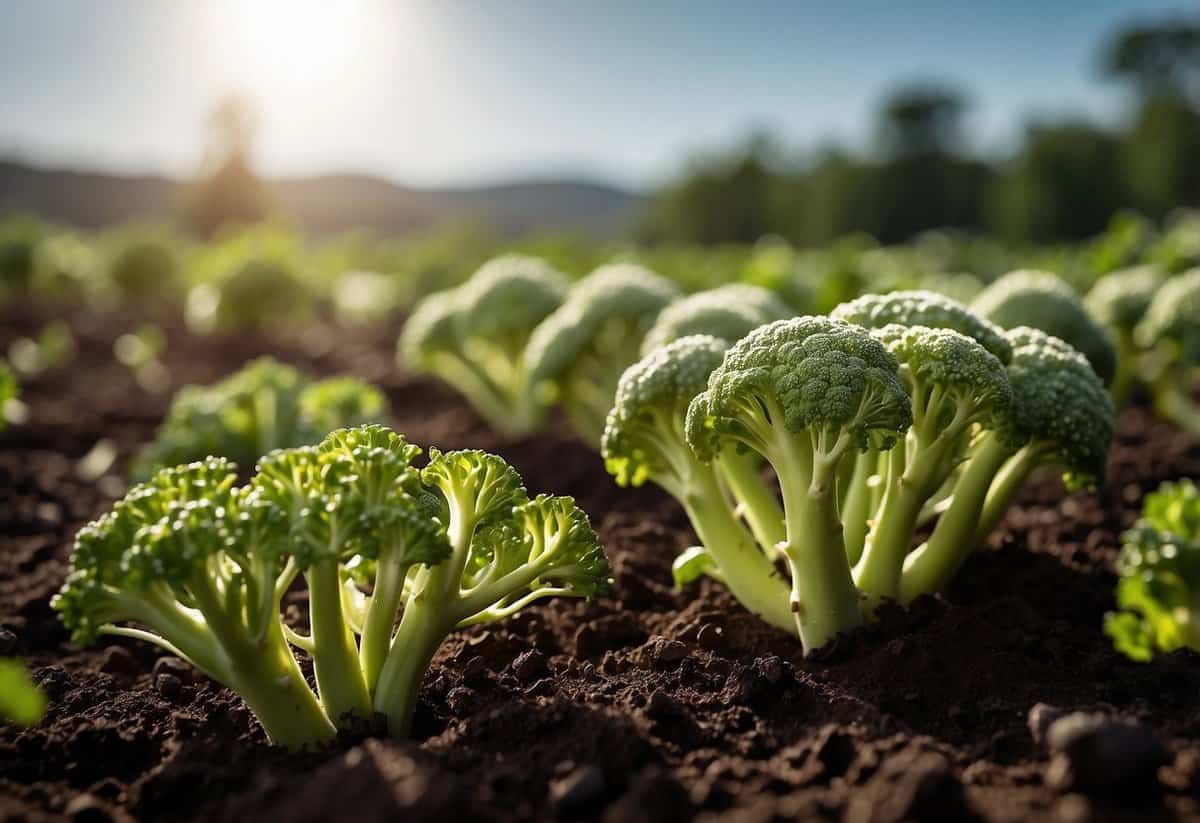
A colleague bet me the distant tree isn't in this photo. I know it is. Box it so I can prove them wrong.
[1103,15,1200,101]
[877,85,968,159]
[182,94,268,238]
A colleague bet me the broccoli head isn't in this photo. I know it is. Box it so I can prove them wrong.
[639,284,793,356]
[1132,268,1200,434]
[971,270,1117,385]
[833,290,1012,363]
[525,263,680,444]
[399,255,569,436]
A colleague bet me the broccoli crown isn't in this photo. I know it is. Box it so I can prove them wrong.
[1107,480,1200,660]
[872,324,1012,430]
[524,263,680,386]
[55,457,270,642]
[832,290,1012,363]
[602,335,728,487]
[1085,265,1167,333]
[454,255,570,342]
[399,290,462,366]
[639,284,793,355]
[971,270,1117,384]
[1003,327,1115,485]
[1136,267,1200,363]
[134,358,388,478]
[686,316,912,458]
[465,494,611,598]
[422,448,529,525]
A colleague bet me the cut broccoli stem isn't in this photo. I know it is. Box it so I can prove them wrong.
[771,429,862,652]
[680,467,795,634]
[899,434,1014,602]
[841,449,877,566]
[716,449,786,556]
[1152,374,1200,437]
[305,558,372,724]
[359,545,409,696]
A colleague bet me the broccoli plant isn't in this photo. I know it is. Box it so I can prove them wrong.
[1085,265,1166,403]
[602,335,794,632]
[900,327,1115,601]
[0,360,16,430]
[1106,480,1200,661]
[400,255,570,436]
[686,317,912,651]
[55,425,611,747]
[972,270,1118,386]
[639,284,794,356]
[525,263,680,444]
[132,358,388,479]
[1134,268,1200,435]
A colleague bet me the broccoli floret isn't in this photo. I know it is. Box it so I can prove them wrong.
[133,358,388,478]
[1106,480,1200,661]
[1135,268,1200,435]
[1086,265,1167,403]
[400,255,569,436]
[901,327,1115,601]
[971,270,1118,385]
[57,425,611,745]
[373,448,611,735]
[601,335,793,631]
[526,263,680,444]
[851,325,1012,608]
[54,457,338,748]
[832,290,1012,363]
[639,284,793,356]
[686,317,911,652]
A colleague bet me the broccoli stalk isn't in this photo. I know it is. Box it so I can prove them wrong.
[526,263,680,445]
[899,328,1114,602]
[851,325,1012,608]
[373,450,610,736]
[602,336,794,633]
[1085,265,1166,404]
[686,318,912,651]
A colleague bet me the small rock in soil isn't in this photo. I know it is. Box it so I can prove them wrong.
[696,623,725,651]
[154,673,183,700]
[99,646,137,676]
[1044,712,1168,799]
[550,764,606,815]
[512,649,548,682]
[151,656,195,684]
[1027,702,1066,746]
[647,636,688,669]
[0,626,17,655]
[64,793,116,823]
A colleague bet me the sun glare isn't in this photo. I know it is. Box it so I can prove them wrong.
[232,0,366,96]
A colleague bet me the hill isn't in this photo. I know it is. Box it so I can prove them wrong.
[0,159,642,237]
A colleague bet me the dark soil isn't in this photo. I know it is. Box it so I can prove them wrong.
[2,304,1199,822]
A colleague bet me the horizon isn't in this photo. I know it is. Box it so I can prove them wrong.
[0,0,1193,190]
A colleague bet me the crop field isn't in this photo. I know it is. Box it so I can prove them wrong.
[0,209,1199,822]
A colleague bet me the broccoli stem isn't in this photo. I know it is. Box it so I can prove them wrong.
[306,558,372,725]
[372,586,450,739]
[681,468,795,634]
[717,449,786,555]
[359,545,408,696]
[220,618,337,749]
[972,442,1045,544]
[1108,330,1139,407]
[841,449,877,566]
[899,434,1014,602]
[1153,375,1200,437]
[772,434,861,653]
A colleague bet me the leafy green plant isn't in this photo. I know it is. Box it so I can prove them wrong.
[55,425,611,747]
[132,358,388,479]
[1106,479,1200,661]
[526,263,680,444]
[972,269,1118,386]
[0,659,46,726]
[400,255,570,436]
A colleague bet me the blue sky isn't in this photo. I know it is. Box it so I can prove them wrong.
[0,0,1191,189]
